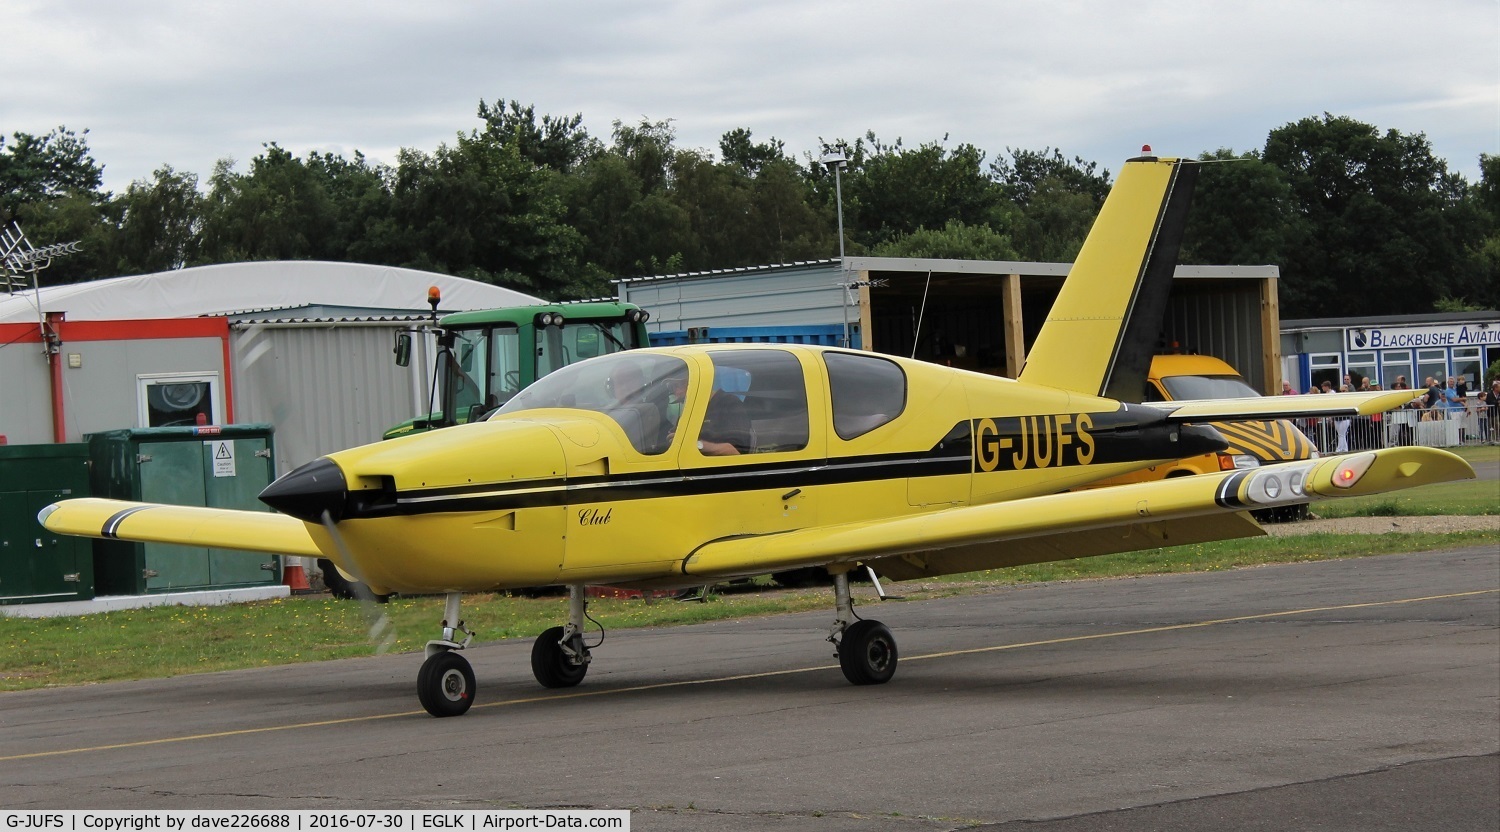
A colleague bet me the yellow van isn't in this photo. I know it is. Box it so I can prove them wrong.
[1084,354,1318,520]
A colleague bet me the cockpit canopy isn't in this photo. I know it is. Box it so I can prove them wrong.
[494,349,909,456]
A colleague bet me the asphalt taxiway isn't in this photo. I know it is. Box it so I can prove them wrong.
[3,545,1497,831]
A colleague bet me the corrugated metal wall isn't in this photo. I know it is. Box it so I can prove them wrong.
[619,262,850,335]
[1160,282,1265,390]
[231,323,433,473]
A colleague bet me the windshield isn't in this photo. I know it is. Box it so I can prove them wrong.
[537,321,644,378]
[444,325,522,420]
[1160,374,1261,400]
[496,353,689,455]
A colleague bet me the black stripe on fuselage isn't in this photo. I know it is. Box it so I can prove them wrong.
[359,446,973,519]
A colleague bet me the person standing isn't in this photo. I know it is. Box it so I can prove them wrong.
[1477,380,1498,444]
[1455,374,1472,443]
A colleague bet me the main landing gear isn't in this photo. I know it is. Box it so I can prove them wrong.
[828,568,898,685]
[531,585,592,688]
[415,576,895,717]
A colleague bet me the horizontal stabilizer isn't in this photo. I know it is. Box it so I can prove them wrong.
[1160,389,1421,422]
[38,498,325,558]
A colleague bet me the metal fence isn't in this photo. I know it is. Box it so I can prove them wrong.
[1299,402,1498,454]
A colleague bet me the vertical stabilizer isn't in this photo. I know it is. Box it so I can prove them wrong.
[1017,156,1199,400]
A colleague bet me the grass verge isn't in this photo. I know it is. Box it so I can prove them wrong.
[2,529,1494,691]
[1314,445,1497,518]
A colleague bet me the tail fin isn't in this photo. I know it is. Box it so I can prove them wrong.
[1017,156,1199,400]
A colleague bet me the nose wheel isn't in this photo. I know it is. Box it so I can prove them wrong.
[417,650,475,717]
[418,592,477,717]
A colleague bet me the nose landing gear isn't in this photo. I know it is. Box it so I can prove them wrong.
[418,592,477,717]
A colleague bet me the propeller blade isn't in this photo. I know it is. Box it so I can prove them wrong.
[320,510,396,654]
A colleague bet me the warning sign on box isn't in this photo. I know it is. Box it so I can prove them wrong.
[207,439,236,477]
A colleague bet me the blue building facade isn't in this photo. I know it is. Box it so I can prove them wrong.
[1280,311,1500,392]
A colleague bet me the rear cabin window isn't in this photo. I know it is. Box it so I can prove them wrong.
[825,352,906,439]
[705,351,809,453]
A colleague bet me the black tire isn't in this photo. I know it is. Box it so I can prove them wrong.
[318,558,389,603]
[839,619,898,685]
[531,626,589,688]
[417,650,476,718]
[773,567,825,588]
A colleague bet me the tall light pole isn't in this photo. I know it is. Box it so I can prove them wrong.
[821,148,851,347]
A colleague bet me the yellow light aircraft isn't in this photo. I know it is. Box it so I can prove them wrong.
[40,154,1474,717]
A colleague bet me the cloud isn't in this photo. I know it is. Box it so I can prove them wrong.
[2,0,1494,192]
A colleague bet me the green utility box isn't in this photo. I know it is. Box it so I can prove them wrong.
[87,425,281,595]
[0,443,94,605]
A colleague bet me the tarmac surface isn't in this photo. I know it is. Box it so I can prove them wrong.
[2,545,1497,831]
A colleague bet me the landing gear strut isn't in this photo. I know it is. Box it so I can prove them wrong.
[531,585,591,688]
[417,592,476,717]
[828,569,898,685]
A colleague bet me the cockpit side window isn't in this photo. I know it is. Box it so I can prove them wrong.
[824,352,906,439]
[701,351,809,455]
[496,353,688,455]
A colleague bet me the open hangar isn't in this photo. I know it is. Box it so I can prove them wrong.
[616,257,1284,394]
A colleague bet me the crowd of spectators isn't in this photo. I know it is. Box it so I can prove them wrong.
[1281,371,1498,452]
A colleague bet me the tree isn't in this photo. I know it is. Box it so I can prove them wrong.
[992,147,1110,208]
[872,220,1018,260]
[111,165,203,274]
[197,144,339,263]
[719,128,787,176]
[388,129,591,296]
[843,134,1004,250]
[476,99,600,173]
[0,126,107,224]
[1180,149,1303,269]
[991,148,1111,261]
[1263,114,1485,316]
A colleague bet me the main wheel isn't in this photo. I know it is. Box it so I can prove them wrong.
[531,626,589,688]
[417,650,476,717]
[317,558,390,603]
[839,619,898,685]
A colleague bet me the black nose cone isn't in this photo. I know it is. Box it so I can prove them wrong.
[260,457,348,522]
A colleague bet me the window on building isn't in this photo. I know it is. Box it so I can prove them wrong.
[1346,352,1376,389]
[137,373,222,428]
[1417,349,1447,389]
[1452,347,1481,389]
[1309,354,1341,392]
[1380,350,1413,389]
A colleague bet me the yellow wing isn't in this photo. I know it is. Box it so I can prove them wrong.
[681,446,1474,582]
[38,498,325,558]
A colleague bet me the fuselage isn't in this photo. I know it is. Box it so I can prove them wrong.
[260,345,1225,594]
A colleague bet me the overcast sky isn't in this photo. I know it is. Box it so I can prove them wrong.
[5,0,1496,194]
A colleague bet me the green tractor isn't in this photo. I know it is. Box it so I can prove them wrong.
[383,299,653,439]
